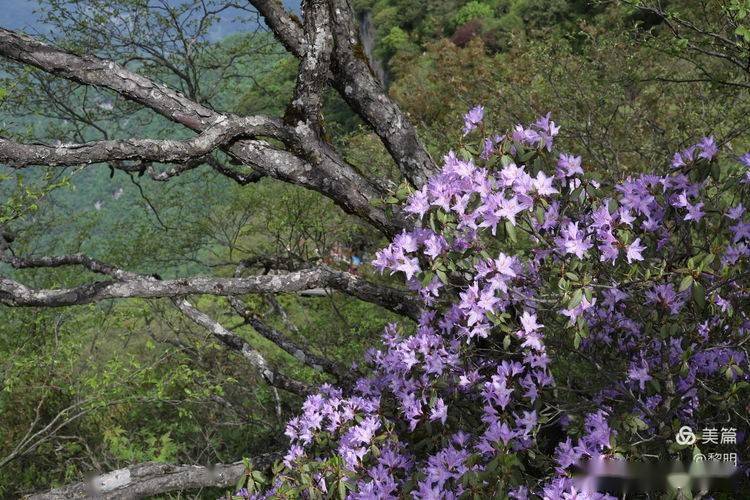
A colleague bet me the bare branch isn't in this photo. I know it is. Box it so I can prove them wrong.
[26,457,279,499]
[287,0,333,135]
[0,252,420,318]
[0,115,284,168]
[249,0,438,187]
[248,0,305,57]
[325,0,438,187]
[0,28,216,131]
[0,28,399,234]
[173,298,311,395]
[204,156,266,184]
[228,296,351,381]
[1,252,136,280]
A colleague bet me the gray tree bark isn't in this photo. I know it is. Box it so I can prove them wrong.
[27,456,278,499]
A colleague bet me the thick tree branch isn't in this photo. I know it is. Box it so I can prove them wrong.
[248,0,305,58]
[203,156,266,184]
[1,252,136,280]
[0,28,218,131]
[0,28,399,234]
[111,157,205,181]
[287,0,332,135]
[326,0,438,187]
[109,155,267,184]
[0,116,284,168]
[1,250,313,394]
[26,456,279,499]
[0,253,420,318]
[246,1,438,187]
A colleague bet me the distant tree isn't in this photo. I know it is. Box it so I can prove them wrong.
[626,0,750,89]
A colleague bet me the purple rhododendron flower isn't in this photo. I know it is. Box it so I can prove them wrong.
[556,221,593,258]
[731,221,750,242]
[625,238,645,263]
[726,203,745,220]
[684,202,705,222]
[628,358,652,390]
[645,284,685,315]
[269,110,750,499]
[698,136,718,160]
[557,153,584,178]
[463,105,484,135]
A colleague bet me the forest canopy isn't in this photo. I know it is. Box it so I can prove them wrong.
[0,0,749,498]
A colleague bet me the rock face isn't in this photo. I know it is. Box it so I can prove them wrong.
[359,12,387,87]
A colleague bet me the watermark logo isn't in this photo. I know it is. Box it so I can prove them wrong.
[675,424,741,467]
[676,425,697,445]
[675,426,738,447]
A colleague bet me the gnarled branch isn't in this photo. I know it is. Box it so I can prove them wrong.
[288,0,332,135]
[247,1,439,187]
[0,27,399,234]
[248,0,305,58]
[0,115,285,168]
[0,251,420,318]
[26,456,279,499]
[326,0,438,187]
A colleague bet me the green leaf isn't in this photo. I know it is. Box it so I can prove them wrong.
[234,468,249,492]
[700,253,715,270]
[736,25,750,42]
[436,269,448,284]
[505,220,517,243]
[692,281,706,311]
[678,275,693,292]
[710,162,721,182]
[567,289,583,309]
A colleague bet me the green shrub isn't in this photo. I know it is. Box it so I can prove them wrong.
[453,1,495,27]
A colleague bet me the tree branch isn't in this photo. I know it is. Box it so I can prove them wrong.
[326,0,438,187]
[227,296,351,381]
[249,0,439,187]
[0,252,420,318]
[172,298,311,395]
[0,28,399,234]
[287,0,332,135]
[248,0,305,58]
[0,28,217,131]
[1,252,136,280]
[26,456,279,499]
[0,116,284,168]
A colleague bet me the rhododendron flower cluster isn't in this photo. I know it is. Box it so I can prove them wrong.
[248,108,750,498]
